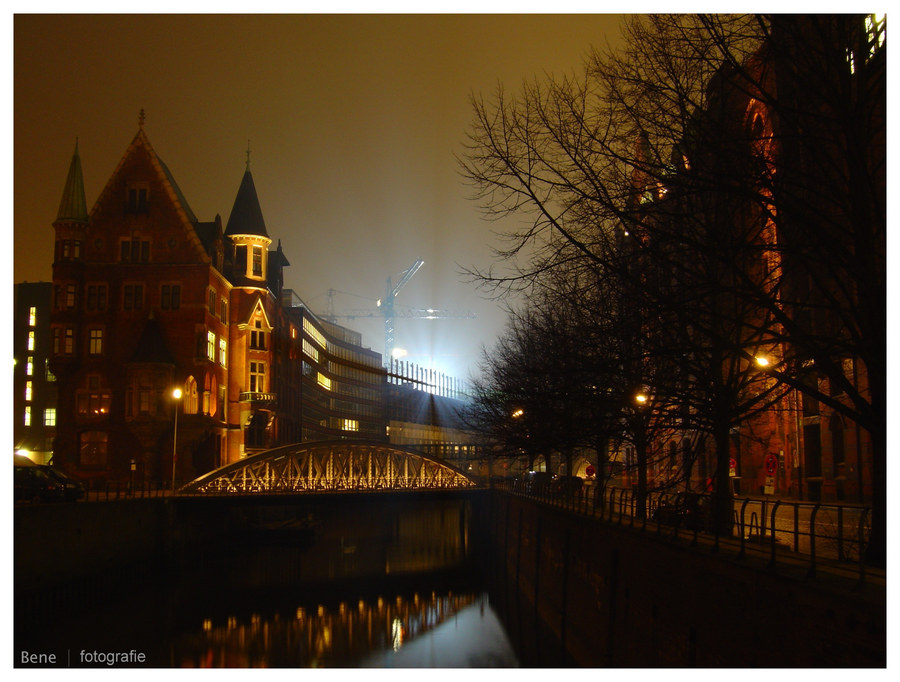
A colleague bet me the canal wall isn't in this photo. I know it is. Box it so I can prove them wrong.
[483,491,885,667]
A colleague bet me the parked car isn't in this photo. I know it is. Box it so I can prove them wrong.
[15,465,85,503]
[651,493,708,530]
[550,475,584,497]
[518,471,553,495]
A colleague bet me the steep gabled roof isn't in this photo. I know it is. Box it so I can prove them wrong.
[225,169,269,239]
[90,126,209,261]
[55,140,88,223]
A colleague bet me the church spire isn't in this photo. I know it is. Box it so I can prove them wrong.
[55,139,88,223]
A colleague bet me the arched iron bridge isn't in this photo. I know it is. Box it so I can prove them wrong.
[178,440,479,495]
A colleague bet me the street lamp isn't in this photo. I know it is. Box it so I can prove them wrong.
[171,387,183,493]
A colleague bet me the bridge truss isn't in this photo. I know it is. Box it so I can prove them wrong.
[179,440,478,495]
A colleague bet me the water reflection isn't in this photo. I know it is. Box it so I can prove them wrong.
[175,590,515,667]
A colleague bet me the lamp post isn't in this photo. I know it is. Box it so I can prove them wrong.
[171,387,183,493]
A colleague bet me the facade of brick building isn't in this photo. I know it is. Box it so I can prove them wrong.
[47,123,387,485]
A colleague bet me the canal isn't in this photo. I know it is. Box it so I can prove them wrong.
[15,492,520,668]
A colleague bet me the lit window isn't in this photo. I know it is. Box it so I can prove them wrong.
[24,406,31,426]
[341,419,359,432]
[302,339,319,363]
[27,331,35,351]
[317,372,332,390]
[64,328,74,354]
[88,329,103,355]
[250,361,266,392]
[24,381,32,402]
[28,307,36,327]
[866,14,886,58]
[66,284,76,308]
[44,408,56,427]
[207,331,216,361]
[303,318,327,349]
[219,338,227,367]
[25,357,33,376]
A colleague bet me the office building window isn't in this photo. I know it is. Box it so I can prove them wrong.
[219,338,227,367]
[28,307,36,327]
[207,331,216,362]
[44,408,56,427]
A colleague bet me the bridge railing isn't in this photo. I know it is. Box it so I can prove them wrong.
[494,480,877,585]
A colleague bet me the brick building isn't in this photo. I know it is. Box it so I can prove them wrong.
[48,121,386,485]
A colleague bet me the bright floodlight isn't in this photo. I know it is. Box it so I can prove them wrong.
[172,387,183,399]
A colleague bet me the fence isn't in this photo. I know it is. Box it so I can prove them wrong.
[497,479,875,585]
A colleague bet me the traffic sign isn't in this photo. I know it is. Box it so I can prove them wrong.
[585,465,596,478]
[765,454,778,475]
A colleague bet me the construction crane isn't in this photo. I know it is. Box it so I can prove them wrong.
[326,259,476,365]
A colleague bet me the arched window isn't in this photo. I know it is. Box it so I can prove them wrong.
[184,376,199,415]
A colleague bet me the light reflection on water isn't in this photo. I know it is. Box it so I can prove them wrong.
[174,591,517,668]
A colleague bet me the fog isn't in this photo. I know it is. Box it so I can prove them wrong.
[13,12,623,381]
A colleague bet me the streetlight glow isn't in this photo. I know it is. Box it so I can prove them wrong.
[511,408,524,418]
[171,386,183,493]
[754,356,770,368]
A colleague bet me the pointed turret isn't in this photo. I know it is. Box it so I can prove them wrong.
[225,169,269,239]
[225,147,272,286]
[56,140,88,223]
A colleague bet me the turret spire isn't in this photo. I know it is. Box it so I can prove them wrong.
[55,138,88,223]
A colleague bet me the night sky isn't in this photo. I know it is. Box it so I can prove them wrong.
[13,12,624,382]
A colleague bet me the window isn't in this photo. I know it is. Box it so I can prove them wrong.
[78,389,111,416]
[24,406,31,426]
[252,246,263,276]
[341,419,359,432]
[250,320,267,350]
[317,372,332,391]
[185,376,199,415]
[24,381,32,402]
[249,361,266,393]
[28,307,36,327]
[303,318,327,349]
[866,13,886,58]
[44,408,56,427]
[88,329,103,355]
[220,299,228,322]
[123,284,144,310]
[53,327,74,355]
[127,186,148,212]
[65,284,76,309]
[235,245,247,274]
[219,338,227,367]
[161,284,181,310]
[208,289,216,314]
[302,339,319,363]
[79,431,108,467]
[120,239,150,262]
[25,357,33,376]
[207,331,216,362]
[27,331,35,352]
[87,285,108,311]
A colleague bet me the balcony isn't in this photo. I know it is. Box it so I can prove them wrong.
[239,391,277,405]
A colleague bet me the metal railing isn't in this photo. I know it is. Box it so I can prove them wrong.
[496,480,876,585]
